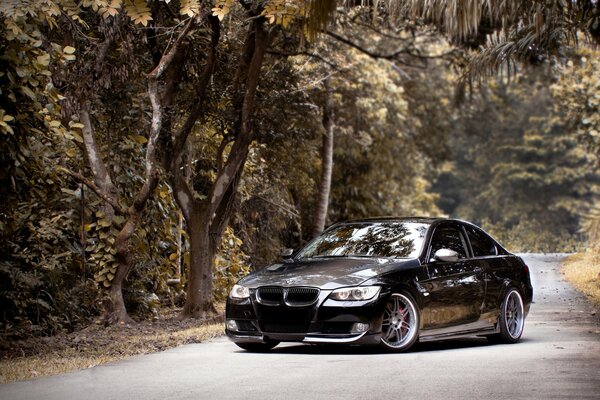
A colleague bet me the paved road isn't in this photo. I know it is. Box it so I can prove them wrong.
[1,254,599,400]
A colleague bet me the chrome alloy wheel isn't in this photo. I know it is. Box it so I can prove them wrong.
[381,293,419,350]
[504,289,524,339]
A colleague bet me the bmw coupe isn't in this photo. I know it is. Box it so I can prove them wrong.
[225,217,533,352]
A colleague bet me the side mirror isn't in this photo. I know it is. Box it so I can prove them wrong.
[431,248,459,263]
[281,248,294,259]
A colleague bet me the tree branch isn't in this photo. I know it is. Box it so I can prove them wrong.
[79,104,119,206]
[60,167,127,215]
[166,15,221,222]
[171,15,220,165]
[267,49,340,69]
[325,29,457,63]
[254,195,300,218]
[206,20,270,220]
[147,17,195,81]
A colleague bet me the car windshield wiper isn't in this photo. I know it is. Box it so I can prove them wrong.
[310,254,349,258]
[310,254,374,258]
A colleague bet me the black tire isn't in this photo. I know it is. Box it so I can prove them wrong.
[380,292,420,352]
[488,288,525,344]
[234,340,279,352]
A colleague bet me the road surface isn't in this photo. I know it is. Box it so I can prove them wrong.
[1,254,599,400]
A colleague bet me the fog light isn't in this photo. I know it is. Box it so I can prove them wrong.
[351,322,369,334]
[226,319,238,331]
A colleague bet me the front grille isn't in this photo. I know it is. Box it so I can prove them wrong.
[261,322,309,333]
[256,286,320,306]
[257,287,284,304]
[286,287,319,305]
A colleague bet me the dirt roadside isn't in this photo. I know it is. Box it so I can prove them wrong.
[0,309,224,384]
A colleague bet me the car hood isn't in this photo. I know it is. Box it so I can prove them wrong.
[239,257,418,290]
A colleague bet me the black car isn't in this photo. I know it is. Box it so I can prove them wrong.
[225,217,533,352]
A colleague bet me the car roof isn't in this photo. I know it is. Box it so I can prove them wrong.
[338,216,451,224]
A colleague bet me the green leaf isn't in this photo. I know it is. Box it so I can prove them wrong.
[131,135,148,144]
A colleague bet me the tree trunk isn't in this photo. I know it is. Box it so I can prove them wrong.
[182,214,217,317]
[102,214,141,324]
[312,80,335,238]
[181,172,239,318]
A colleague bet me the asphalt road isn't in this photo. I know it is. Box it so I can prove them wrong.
[1,254,599,400]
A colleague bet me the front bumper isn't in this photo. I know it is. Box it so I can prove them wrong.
[226,330,382,345]
[225,288,387,346]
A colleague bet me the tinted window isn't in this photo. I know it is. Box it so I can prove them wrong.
[429,226,468,259]
[297,222,429,259]
[466,226,497,257]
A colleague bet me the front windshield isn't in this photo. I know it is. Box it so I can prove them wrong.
[296,222,429,259]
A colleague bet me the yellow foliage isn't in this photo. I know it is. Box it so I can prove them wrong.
[180,0,200,17]
[562,253,600,308]
[100,4,120,18]
[212,0,233,21]
[131,134,148,144]
[211,227,250,302]
[262,0,304,27]
[124,0,152,26]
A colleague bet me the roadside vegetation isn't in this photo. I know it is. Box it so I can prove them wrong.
[0,309,224,384]
[1,0,599,384]
[563,253,600,310]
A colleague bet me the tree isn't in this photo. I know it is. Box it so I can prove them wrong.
[0,0,106,336]
[433,69,598,251]
[311,79,335,238]
[550,47,600,249]
[155,0,338,317]
[44,6,197,324]
[400,0,600,78]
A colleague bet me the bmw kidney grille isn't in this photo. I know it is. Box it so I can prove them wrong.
[256,286,319,306]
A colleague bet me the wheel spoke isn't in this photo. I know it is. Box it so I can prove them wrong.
[394,326,403,341]
[385,323,394,339]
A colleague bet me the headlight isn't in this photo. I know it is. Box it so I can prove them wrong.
[329,286,381,301]
[229,284,250,299]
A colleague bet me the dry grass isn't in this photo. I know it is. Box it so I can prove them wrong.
[562,252,600,308]
[0,309,225,384]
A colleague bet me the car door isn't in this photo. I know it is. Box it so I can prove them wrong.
[420,223,486,331]
[464,225,505,321]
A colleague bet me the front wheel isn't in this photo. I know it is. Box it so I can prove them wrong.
[380,292,420,352]
[489,288,525,343]
[234,340,279,352]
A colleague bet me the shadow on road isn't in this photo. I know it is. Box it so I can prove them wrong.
[232,336,528,355]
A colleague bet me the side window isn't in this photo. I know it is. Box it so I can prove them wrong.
[466,226,497,257]
[429,226,468,259]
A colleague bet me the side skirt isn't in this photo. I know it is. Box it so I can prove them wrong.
[419,326,499,342]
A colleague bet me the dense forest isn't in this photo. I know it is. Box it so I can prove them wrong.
[1,1,599,339]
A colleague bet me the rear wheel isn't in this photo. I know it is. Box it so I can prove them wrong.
[234,340,279,352]
[489,288,524,343]
[380,292,420,352]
